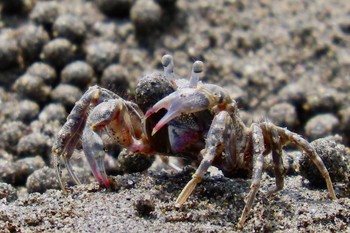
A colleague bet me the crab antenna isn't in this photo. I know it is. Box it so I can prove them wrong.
[162,54,174,79]
[189,60,204,88]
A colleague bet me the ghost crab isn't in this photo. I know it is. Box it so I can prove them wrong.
[52,54,336,228]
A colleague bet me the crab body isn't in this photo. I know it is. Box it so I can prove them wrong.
[52,55,336,228]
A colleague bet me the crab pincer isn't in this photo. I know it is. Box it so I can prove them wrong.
[145,88,211,135]
[81,100,121,188]
[82,98,141,188]
[145,86,231,136]
[144,60,214,135]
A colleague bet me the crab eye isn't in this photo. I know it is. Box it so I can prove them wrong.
[162,54,174,79]
[189,60,204,88]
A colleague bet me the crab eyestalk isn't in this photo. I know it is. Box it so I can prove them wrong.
[189,60,204,88]
[162,54,174,79]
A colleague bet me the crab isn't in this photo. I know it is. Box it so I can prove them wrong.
[52,54,336,228]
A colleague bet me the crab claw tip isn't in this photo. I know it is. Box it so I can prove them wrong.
[151,119,165,135]
[151,124,163,136]
[145,110,153,119]
[152,108,180,136]
[103,179,111,188]
[151,128,157,136]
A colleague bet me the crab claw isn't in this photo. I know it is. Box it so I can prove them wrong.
[82,126,110,188]
[145,88,210,136]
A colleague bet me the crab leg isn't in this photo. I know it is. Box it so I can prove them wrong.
[266,126,285,195]
[267,124,337,200]
[175,111,233,205]
[238,124,265,229]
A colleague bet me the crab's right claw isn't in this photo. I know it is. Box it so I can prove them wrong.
[145,88,210,136]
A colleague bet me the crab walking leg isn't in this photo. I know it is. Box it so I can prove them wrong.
[63,154,82,185]
[52,104,87,191]
[266,125,285,195]
[238,124,265,229]
[176,111,232,205]
[273,125,337,199]
[51,151,68,194]
[52,86,119,191]
[159,156,183,172]
[53,127,83,194]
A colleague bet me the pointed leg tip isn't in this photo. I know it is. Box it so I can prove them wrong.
[174,202,182,208]
[175,196,185,207]
[61,187,68,195]
[330,192,337,200]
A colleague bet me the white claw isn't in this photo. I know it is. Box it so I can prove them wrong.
[189,60,204,88]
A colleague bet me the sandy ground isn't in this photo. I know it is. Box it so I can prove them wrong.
[1,171,350,232]
[0,0,350,232]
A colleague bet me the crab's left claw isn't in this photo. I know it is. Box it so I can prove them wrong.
[82,126,110,188]
[81,99,129,189]
[145,87,211,136]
